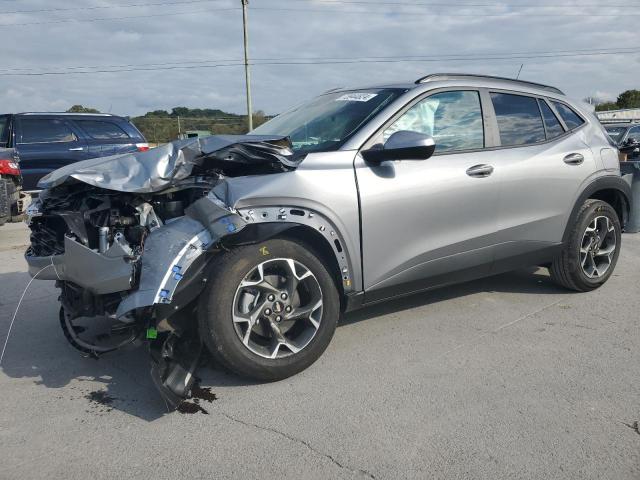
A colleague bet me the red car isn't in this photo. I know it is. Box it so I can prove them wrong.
[0,148,26,226]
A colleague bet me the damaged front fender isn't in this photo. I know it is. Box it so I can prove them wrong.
[115,197,248,318]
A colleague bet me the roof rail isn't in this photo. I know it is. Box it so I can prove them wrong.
[415,73,564,95]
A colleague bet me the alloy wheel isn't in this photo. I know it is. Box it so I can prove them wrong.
[579,215,617,279]
[232,258,323,359]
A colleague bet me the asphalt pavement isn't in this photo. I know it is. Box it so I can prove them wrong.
[0,222,638,479]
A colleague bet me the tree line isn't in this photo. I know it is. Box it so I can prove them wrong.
[66,105,271,143]
[592,89,640,112]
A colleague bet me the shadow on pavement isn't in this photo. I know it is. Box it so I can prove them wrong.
[0,270,170,421]
[342,266,571,325]
[0,266,570,420]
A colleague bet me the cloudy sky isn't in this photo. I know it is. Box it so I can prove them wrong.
[1,0,638,117]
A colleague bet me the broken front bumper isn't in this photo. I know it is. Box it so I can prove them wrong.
[26,235,134,294]
[25,193,248,407]
[25,193,247,317]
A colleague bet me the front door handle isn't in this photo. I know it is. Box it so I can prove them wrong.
[68,147,85,152]
[563,153,584,165]
[466,164,494,178]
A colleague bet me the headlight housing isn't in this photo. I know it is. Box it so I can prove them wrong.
[25,198,42,225]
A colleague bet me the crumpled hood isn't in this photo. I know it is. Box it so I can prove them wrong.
[38,134,299,193]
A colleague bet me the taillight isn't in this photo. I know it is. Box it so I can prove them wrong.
[136,143,150,152]
[0,159,20,176]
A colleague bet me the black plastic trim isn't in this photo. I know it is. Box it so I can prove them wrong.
[363,260,493,305]
[562,175,632,243]
[349,244,563,311]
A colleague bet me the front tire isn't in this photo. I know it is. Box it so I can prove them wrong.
[550,199,621,292]
[198,238,340,381]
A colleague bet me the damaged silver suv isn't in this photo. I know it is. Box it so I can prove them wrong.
[25,74,631,405]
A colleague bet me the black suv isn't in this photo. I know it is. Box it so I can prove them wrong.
[603,121,640,159]
[0,113,148,190]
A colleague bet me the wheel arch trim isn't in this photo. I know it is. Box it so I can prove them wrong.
[226,206,358,295]
[562,175,631,243]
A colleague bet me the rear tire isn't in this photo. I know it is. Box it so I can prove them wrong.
[550,199,621,292]
[6,180,23,222]
[198,238,340,381]
[0,179,9,226]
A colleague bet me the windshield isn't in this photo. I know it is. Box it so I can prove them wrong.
[0,115,9,147]
[252,88,405,154]
[604,126,626,144]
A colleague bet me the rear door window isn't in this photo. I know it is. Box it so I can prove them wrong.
[75,120,130,140]
[538,99,565,139]
[551,101,584,130]
[490,93,545,146]
[19,118,77,143]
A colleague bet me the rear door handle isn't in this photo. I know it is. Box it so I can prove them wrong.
[563,153,584,165]
[68,147,84,152]
[466,164,494,178]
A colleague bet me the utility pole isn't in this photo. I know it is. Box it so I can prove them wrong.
[241,0,253,131]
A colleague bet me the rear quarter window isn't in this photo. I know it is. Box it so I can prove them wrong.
[551,101,585,130]
[538,99,565,139]
[76,120,130,140]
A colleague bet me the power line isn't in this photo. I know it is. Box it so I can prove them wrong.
[0,48,635,76]
[252,6,640,16]
[2,45,638,74]
[0,62,244,76]
[288,0,640,7]
[254,49,640,64]
[0,58,244,73]
[1,2,638,26]
[5,0,638,14]
[0,7,240,27]
[3,0,232,15]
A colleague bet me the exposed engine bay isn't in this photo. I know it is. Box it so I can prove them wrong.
[25,135,302,407]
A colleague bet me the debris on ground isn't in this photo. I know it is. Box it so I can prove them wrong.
[176,383,218,415]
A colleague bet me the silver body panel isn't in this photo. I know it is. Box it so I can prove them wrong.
[217,151,363,291]
[26,76,621,310]
[354,149,501,292]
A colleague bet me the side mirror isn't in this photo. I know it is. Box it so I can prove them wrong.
[361,130,436,164]
[625,137,638,146]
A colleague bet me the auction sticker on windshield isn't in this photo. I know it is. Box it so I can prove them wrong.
[335,93,378,102]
